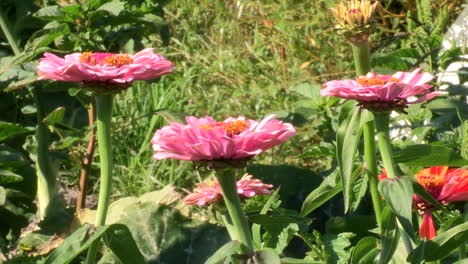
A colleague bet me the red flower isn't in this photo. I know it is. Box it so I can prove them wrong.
[379,166,468,239]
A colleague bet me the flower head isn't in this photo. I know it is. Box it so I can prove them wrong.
[321,68,443,111]
[331,0,378,42]
[183,174,273,206]
[37,48,174,92]
[379,166,468,239]
[151,114,295,168]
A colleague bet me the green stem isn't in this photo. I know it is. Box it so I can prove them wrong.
[373,112,397,179]
[373,111,414,253]
[86,95,114,264]
[351,41,371,76]
[0,9,21,55]
[33,87,58,219]
[217,169,254,255]
[363,118,383,226]
[350,40,382,226]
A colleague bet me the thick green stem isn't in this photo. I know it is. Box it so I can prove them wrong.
[350,40,382,226]
[0,9,21,55]
[363,118,383,226]
[373,111,414,253]
[217,169,254,255]
[86,95,114,264]
[33,87,58,219]
[351,41,371,76]
[373,112,397,179]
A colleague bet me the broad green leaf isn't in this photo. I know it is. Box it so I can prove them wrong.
[408,240,425,264]
[300,167,361,217]
[97,0,125,16]
[350,237,379,264]
[379,206,399,264]
[325,216,376,239]
[33,6,72,22]
[263,223,299,255]
[44,224,93,264]
[290,82,322,100]
[393,144,468,167]
[103,224,146,264]
[299,142,335,158]
[43,107,65,126]
[251,248,281,264]
[419,222,468,261]
[204,241,241,264]
[45,224,145,264]
[0,121,32,141]
[378,177,416,241]
[323,232,355,264]
[336,101,363,212]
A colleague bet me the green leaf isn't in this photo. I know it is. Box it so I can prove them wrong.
[204,241,241,264]
[97,0,125,16]
[300,167,361,217]
[281,258,325,264]
[412,180,447,212]
[252,189,279,248]
[418,222,468,261]
[0,186,5,206]
[248,215,309,225]
[290,82,322,100]
[263,223,299,255]
[45,224,145,264]
[299,142,335,158]
[155,110,187,124]
[251,248,281,264]
[378,177,416,241]
[350,237,379,264]
[44,224,93,264]
[103,224,146,264]
[408,240,425,264]
[323,232,355,264]
[43,107,65,126]
[336,101,363,212]
[0,121,32,141]
[33,6,72,22]
[0,169,23,184]
[349,170,368,213]
[379,206,399,264]
[393,144,468,167]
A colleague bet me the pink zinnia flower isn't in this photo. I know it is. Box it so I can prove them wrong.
[183,174,273,206]
[151,114,295,166]
[321,68,443,111]
[37,48,174,84]
[379,166,468,239]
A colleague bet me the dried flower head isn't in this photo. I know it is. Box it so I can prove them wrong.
[331,0,379,42]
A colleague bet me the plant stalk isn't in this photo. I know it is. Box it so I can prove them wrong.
[33,87,58,219]
[217,169,254,256]
[350,40,382,225]
[351,41,371,76]
[373,112,397,179]
[373,111,414,253]
[76,102,96,213]
[363,118,383,226]
[86,95,114,264]
[0,9,21,55]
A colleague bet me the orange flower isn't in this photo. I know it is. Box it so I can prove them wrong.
[379,166,468,239]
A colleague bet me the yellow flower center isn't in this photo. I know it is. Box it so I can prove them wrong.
[415,170,445,198]
[200,120,249,136]
[356,76,399,87]
[80,52,133,67]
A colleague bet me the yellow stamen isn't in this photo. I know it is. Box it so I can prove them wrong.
[356,76,399,87]
[200,120,249,136]
[79,52,133,67]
